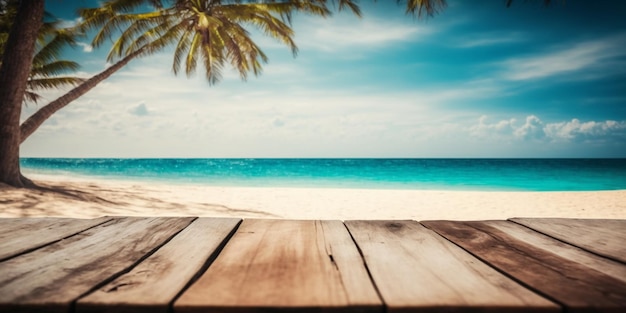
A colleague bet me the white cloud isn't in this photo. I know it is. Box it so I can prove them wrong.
[500,34,626,81]
[20,53,502,158]
[18,26,626,159]
[58,17,83,29]
[470,115,626,143]
[514,115,545,141]
[470,115,516,139]
[76,42,93,53]
[295,16,431,52]
[545,119,626,142]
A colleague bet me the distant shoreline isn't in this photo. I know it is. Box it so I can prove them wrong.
[18,171,626,192]
[1,174,625,220]
[20,158,626,192]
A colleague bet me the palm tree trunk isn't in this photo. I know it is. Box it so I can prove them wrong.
[20,48,145,143]
[0,0,44,187]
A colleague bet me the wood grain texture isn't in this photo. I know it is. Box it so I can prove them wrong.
[0,217,111,261]
[511,218,626,264]
[482,220,626,283]
[76,218,241,313]
[0,217,194,313]
[424,220,626,313]
[345,220,558,313]
[175,219,382,313]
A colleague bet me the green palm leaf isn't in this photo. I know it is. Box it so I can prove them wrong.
[1,0,83,103]
[31,60,81,77]
[23,91,42,103]
[81,0,331,85]
[77,0,471,86]
[27,77,85,91]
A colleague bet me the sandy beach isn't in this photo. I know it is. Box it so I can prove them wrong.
[1,174,625,220]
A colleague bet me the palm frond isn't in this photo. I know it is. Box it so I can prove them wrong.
[403,0,447,17]
[139,19,185,56]
[23,91,41,104]
[79,1,167,49]
[33,29,79,65]
[76,0,335,85]
[0,0,82,104]
[107,0,164,12]
[122,13,179,58]
[78,6,115,31]
[27,76,85,90]
[186,31,202,76]
[172,27,193,75]
[224,20,268,77]
[221,4,298,56]
[202,39,224,85]
[31,60,81,77]
[79,6,118,48]
[216,23,246,77]
[109,12,169,60]
[338,0,362,17]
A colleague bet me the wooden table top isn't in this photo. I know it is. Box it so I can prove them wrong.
[0,217,624,312]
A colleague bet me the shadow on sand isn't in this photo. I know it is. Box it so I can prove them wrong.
[0,181,279,218]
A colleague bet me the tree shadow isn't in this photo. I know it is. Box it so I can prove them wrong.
[10,181,121,205]
[0,180,280,218]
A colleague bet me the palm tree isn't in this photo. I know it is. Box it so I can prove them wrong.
[19,0,553,143]
[0,0,44,187]
[23,28,84,103]
[0,0,548,187]
[1,1,84,103]
[19,0,331,143]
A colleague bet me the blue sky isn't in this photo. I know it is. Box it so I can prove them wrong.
[20,0,626,157]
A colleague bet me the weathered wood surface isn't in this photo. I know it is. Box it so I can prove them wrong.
[0,217,194,313]
[424,220,626,313]
[0,217,111,261]
[512,218,626,264]
[175,219,382,313]
[76,218,241,313]
[480,220,626,283]
[0,217,625,313]
[346,220,558,313]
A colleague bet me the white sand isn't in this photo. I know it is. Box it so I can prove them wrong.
[1,174,625,220]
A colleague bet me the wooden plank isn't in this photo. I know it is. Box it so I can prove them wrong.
[511,218,626,264]
[345,220,557,312]
[175,219,382,313]
[482,220,626,283]
[76,218,241,313]
[0,217,111,261]
[0,217,194,313]
[424,220,626,313]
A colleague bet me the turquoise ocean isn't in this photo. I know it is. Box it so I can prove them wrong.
[19,158,626,191]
